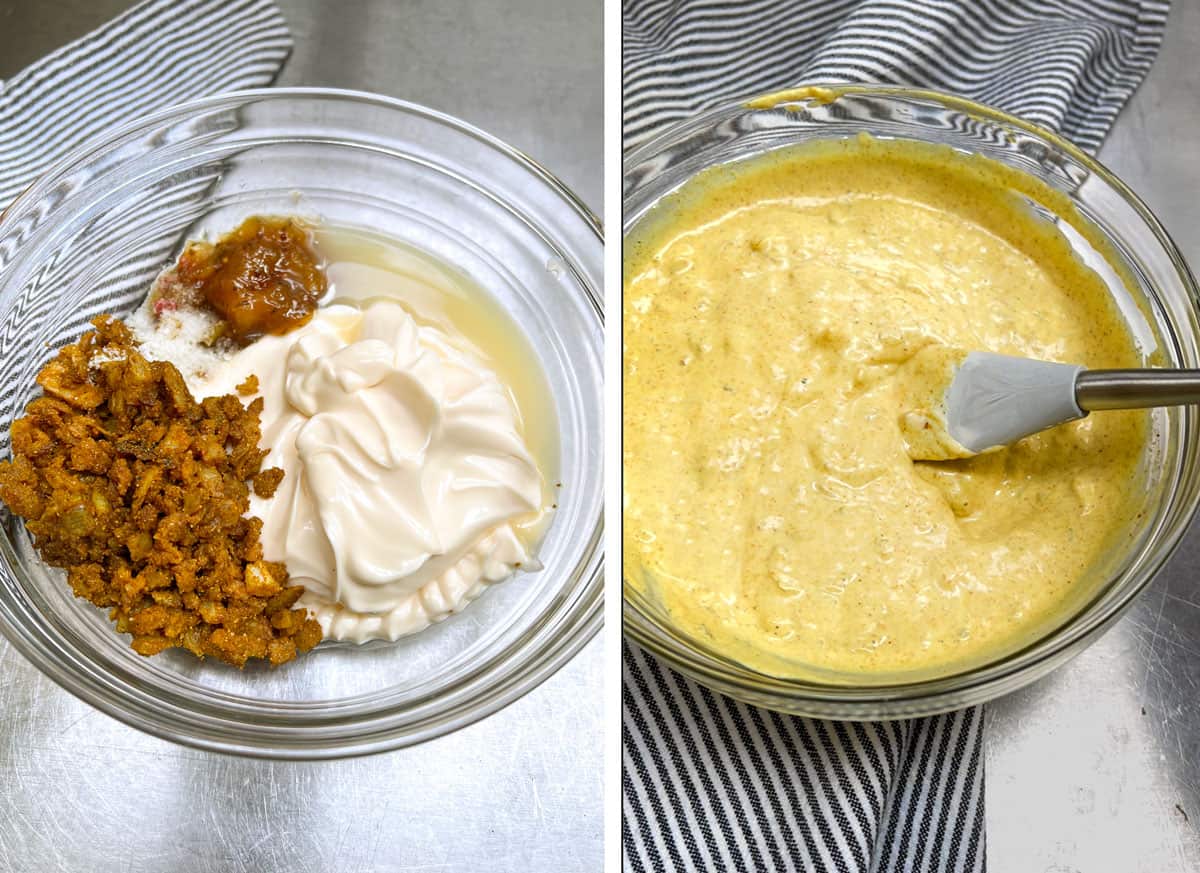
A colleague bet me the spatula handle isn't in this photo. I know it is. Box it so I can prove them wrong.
[1075,369,1200,411]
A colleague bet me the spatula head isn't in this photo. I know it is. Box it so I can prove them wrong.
[944,352,1084,454]
[899,349,1085,461]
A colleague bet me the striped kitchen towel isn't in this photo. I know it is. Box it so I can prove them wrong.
[622,1,1169,872]
[0,0,292,210]
[624,0,1168,155]
[0,0,292,461]
[624,643,984,873]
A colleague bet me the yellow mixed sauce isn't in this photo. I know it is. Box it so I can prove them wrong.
[623,134,1149,680]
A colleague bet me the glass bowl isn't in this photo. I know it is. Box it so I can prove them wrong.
[0,88,603,758]
[623,84,1200,719]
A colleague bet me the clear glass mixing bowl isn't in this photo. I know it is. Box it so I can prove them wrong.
[623,85,1200,719]
[0,88,603,758]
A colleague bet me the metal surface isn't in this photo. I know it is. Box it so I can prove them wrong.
[1077,368,1200,410]
[988,1,1200,868]
[0,2,602,872]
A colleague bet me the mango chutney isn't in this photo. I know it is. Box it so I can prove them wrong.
[623,135,1148,680]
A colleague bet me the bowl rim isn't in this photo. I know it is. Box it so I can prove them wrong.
[0,86,605,758]
[3,85,603,238]
[621,82,1200,718]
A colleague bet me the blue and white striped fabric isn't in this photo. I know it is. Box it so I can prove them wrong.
[623,1,1169,871]
[0,0,291,458]
[624,642,984,873]
[625,0,1168,155]
[0,0,291,209]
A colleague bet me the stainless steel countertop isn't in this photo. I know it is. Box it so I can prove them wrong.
[0,2,603,872]
[988,2,1200,869]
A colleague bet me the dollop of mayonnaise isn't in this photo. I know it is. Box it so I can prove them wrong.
[197,299,545,642]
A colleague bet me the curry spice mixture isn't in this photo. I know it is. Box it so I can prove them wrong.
[0,316,322,666]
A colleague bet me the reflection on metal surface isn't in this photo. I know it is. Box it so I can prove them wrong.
[988,595,1200,870]
[0,640,603,871]
[986,1,1200,869]
[0,0,603,870]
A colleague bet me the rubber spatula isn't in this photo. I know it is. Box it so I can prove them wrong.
[898,346,1200,461]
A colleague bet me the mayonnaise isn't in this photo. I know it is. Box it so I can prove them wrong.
[197,298,546,642]
[623,136,1148,679]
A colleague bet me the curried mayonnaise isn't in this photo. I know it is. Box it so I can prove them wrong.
[624,136,1149,680]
